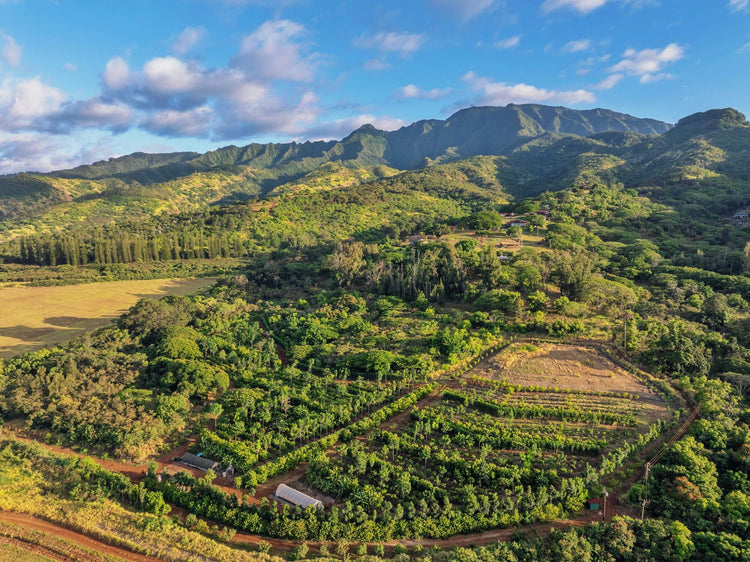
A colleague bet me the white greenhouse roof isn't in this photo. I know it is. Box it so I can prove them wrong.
[275,483,323,509]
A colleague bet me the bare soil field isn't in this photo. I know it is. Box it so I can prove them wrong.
[474,343,654,395]
[0,277,216,359]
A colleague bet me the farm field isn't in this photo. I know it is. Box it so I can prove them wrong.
[0,277,216,359]
[248,342,673,540]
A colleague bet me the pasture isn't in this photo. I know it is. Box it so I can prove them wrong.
[0,277,216,359]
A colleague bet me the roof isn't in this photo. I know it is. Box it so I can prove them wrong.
[275,484,323,509]
[587,497,603,505]
[180,453,220,471]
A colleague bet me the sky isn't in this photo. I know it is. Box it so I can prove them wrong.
[0,0,749,174]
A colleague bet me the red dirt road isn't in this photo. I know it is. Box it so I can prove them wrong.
[0,511,160,562]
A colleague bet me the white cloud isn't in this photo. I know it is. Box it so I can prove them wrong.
[395,84,453,100]
[304,114,405,140]
[0,131,115,174]
[593,73,623,89]
[729,0,748,11]
[143,106,213,137]
[608,43,684,76]
[0,78,65,121]
[64,63,78,72]
[564,39,591,53]
[462,71,595,105]
[1,32,21,67]
[541,0,608,14]
[103,57,131,90]
[143,57,200,94]
[739,41,750,53]
[541,0,656,14]
[353,31,425,58]
[233,19,317,82]
[427,0,497,21]
[363,58,391,71]
[171,26,205,55]
[496,36,521,49]
[639,72,673,83]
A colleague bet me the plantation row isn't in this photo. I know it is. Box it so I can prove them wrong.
[412,406,606,454]
[199,384,436,487]
[442,390,638,426]
[464,374,641,400]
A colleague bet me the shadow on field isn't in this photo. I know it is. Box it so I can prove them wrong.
[0,325,57,339]
[44,316,88,327]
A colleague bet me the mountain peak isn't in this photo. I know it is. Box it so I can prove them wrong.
[675,108,748,131]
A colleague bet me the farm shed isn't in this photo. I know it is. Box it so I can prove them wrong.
[179,453,220,472]
[587,498,602,511]
[275,484,323,509]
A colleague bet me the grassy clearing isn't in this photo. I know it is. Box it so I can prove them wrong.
[0,277,216,359]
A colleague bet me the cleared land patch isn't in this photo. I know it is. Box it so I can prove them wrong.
[0,277,216,359]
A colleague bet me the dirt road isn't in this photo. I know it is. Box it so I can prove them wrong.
[0,512,160,562]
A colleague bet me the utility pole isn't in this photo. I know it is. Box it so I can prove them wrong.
[603,488,608,520]
[641,462,651,522]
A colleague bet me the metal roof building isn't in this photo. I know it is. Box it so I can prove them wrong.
[179,453,220,472]
[275,483,323,509]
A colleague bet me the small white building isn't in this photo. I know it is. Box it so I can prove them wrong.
[733,210,749,220]
[275,483,323,509]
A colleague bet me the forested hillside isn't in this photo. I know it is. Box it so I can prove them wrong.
[0,104,749,560]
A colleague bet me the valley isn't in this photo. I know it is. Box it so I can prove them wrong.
[0,103,747,561]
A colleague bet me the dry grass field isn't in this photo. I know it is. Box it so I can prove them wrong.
[0,277,216,359]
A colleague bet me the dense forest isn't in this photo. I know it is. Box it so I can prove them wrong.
[0,105,749,560]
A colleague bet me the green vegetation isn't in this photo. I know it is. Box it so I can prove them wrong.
[0,104,749,559]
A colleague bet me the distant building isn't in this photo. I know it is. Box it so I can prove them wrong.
[407,235,437,245]
[509,219,530,228]
[275,484,323,509]
[733,210,749,220]
[179,453,220,472]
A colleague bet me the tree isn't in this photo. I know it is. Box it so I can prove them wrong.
[550,249,594,301]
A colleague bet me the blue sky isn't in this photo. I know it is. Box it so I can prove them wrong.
[0,0,748,173]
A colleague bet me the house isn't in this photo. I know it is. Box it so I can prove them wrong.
[501,212,515,217]
[587,497,602,511]
[536,210,550,217]
[509,219,530,228]
[275,484,323,509]
[407,235,437,246]
[732,210,749,220]
[178,453,220,472]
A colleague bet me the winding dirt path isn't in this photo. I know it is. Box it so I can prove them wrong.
[0,512,160,561]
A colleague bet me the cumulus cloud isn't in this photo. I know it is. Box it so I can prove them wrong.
[353,31,425,58]
[1,32,21,67]
[427,0,497,21]
[142,106,213,137]
[103,57,131,90]
[233,19,317,81]
[729,0,748,11]
[171,26,205,55]
[0,132,115,174]
[564,39,591,53]
[395,84,453,100]
[462,71,595,105]
[496,36,521,49]
[608,43,684,81]
[0,78,65,124]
